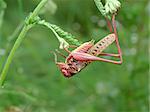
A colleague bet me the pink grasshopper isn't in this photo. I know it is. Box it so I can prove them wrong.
[53,14,123,77]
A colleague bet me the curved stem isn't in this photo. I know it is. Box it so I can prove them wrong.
[0,0,48,86]
[38,21,63,42]
[38,20,69,49]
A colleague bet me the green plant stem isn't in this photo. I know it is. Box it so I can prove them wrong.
[29,0,48,20]
[0,22,23,71]
[0,0,48,86]
[7,22,24,42]
[38,20,70,49]
[38,20,81,46]
[38,20,65,43]
[0,26,29,86]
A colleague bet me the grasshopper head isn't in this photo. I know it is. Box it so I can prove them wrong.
[56,62,76,78]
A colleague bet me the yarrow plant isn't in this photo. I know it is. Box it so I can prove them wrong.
[0,0,81,86]
[38,19,81,49]
[0,0,121,86]
[94,0,121,19]
[105,0,121,14]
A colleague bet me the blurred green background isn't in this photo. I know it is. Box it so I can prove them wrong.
[0,0,149,112]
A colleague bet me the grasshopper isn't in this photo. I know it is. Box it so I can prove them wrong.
[53,15,123,77]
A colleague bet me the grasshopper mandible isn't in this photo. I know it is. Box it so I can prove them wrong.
[53,14,123,77]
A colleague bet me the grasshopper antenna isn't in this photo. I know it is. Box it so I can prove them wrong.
[55,49,66,58]
[50,51,58,63]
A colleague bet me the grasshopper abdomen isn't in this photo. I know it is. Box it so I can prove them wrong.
[89,33,115,56]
